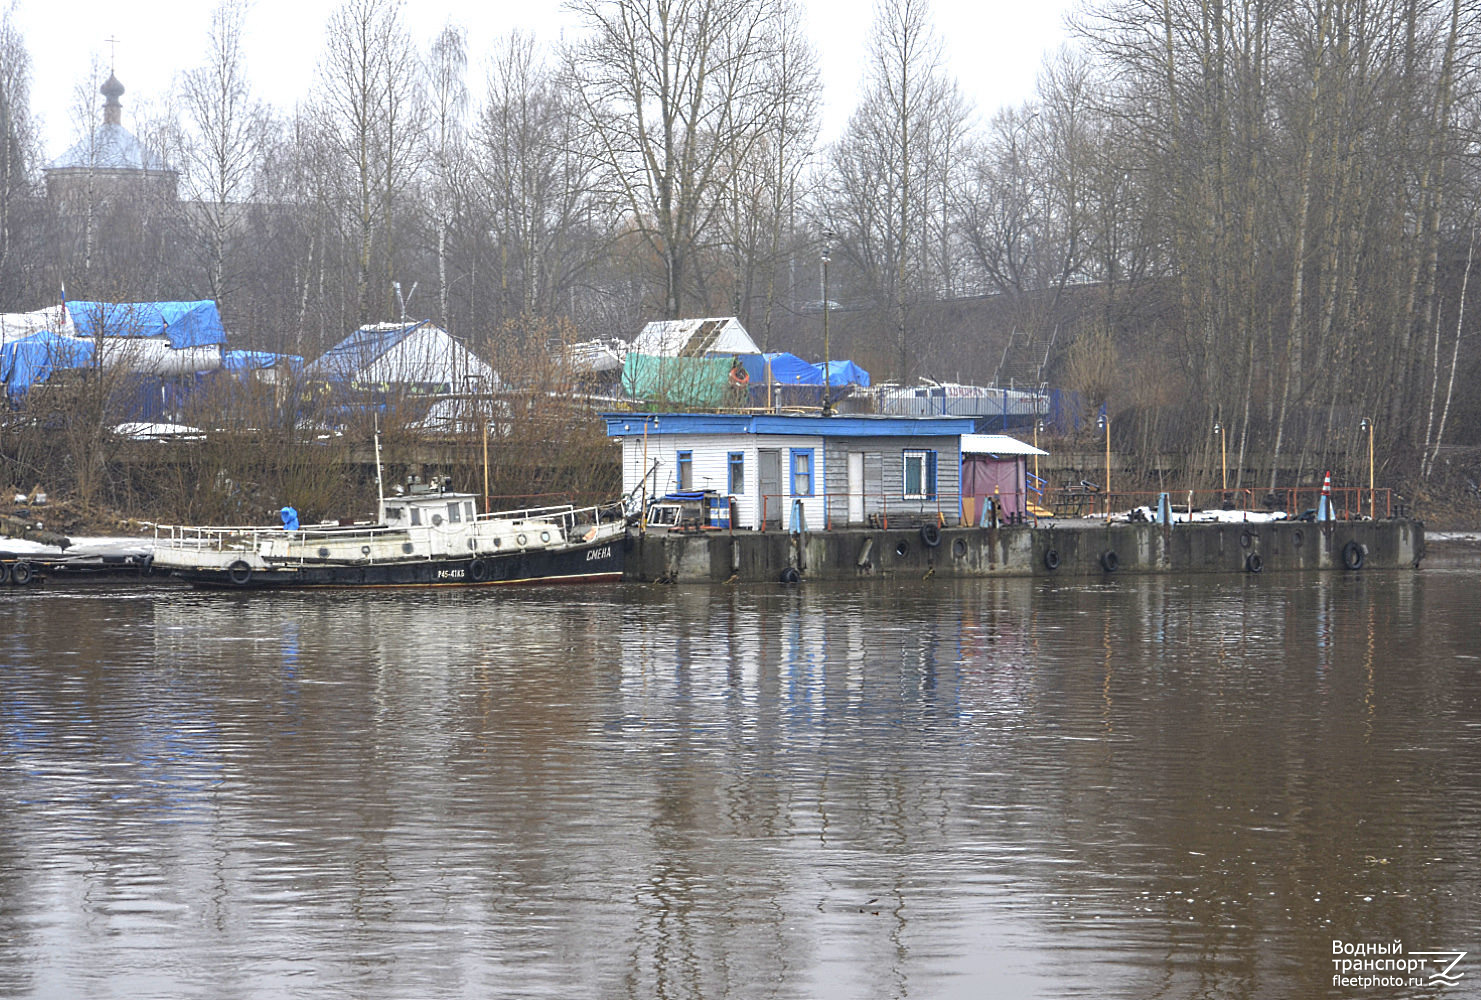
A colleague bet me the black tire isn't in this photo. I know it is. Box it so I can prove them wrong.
[469,558,490,582]
[1245,552,1263,574]
[1043,548,1061,571]
[920,523,942,548]
[1342,540,1365,570]
[1100,550,1120,573]
[10,561,33,586]
[779,566,801,584]
[0,562,9,585]
[226,560,252,586]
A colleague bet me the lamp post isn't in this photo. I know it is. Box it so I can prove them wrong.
[1097,410,1110,514]
[820,231,835,416]
[1033,418,1044,485]
[1359,417,1374,518]
[1213,421,1227,494]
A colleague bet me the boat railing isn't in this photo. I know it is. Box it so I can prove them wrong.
[154,521,396,551]
[479,500,629,536]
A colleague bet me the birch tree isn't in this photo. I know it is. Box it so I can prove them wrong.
[176,0,270,311]
[315,0,423,324]
[822,0,968,380]
[566,0,797,319]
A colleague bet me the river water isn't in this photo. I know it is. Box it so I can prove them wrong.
[1,566,1478,1000]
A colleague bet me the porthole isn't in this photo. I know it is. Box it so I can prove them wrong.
[517,534,528,546]
[402,542,414,554]
[318,547,330,559]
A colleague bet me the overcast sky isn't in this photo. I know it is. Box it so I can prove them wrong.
[12,0,1079,161]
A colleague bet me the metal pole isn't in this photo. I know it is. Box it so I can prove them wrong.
[1221,429,1227,493]
[1098,412,1111,515]
[821,232,834,417]
[1363,418,1374,519]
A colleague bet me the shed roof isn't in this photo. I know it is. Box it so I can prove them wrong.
[604,412,976,438]
[631,317,759,357]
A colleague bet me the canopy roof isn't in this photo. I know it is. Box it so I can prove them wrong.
[66,300,226,349]
[961,433,1047,456]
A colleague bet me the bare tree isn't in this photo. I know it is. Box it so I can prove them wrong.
[314,0,423,324]
[821,0,968,381]
[426,22,467,329]
[0,0,37,302]
[175,0,271,310]
[566,0,797,319]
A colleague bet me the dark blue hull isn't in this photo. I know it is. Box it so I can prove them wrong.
[175,538,624,590]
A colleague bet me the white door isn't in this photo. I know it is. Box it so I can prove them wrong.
[847,452,865,524]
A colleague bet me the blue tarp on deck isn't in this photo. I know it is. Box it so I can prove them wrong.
[66,300,227,349]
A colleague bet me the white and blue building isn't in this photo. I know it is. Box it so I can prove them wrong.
[605,412,979,530]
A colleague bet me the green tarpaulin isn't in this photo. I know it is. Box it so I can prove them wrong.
[622,353,734,407]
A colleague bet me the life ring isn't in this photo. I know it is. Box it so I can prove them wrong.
[920,523,942,548]
[227,560,253,586]
[1342,540,1365,570]
[469,558,490,582]
[9,561,31,586]
[1100,550,1120,573]
[729,367,750,387]
[779,566,800,584]
[1043,548,1061,571]
[1245,552,1263,573]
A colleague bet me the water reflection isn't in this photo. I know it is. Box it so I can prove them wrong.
[0,573,1476,999]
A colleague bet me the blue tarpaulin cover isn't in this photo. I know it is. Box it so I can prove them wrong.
[66,300,227,349]
[735,353,870,387]
[818,359,871,388]
[223,350,304,372]
[736,352,822,385]
[1,329,94,395]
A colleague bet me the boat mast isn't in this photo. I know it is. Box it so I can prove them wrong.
[374,416,387,521]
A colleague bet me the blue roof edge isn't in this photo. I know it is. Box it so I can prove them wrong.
[602,412,977,438]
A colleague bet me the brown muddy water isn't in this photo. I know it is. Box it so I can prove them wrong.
[0,566,1477,999]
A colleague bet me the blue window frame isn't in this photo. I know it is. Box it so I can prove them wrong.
[903,449,937,500]
[790,448,814,497]
[728,451,745,495]
[676,450,693,491]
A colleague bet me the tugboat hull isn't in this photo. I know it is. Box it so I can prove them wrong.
[176,537,625,590]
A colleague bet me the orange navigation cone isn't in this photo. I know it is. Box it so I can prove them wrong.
[1317,471,1334,521]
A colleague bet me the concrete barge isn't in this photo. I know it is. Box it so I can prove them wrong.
[626,518,1424,583]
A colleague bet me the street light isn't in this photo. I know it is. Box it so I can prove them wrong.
[1033,418,1045,486]
[1213,421,1227,494]
[820,231,835,416]
[1359,417,1374,518]
[1097,410,1110,514]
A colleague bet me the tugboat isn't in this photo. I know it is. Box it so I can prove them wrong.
[150,474,628,590]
